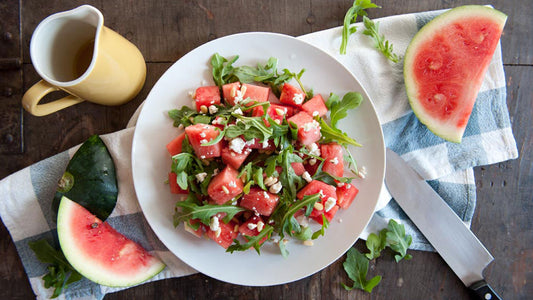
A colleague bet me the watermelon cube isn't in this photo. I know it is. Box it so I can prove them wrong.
[239,187,279,216]
[310,204,339,225]
[207,166,243,204]
[166,132,186,156]
[194,86,221,111]
[297,180,336,202]
[297,180,337,223]
[221,146,250,169]
[280,83,305,108]
[184,219,205,238]
[242,83,270,103]
[301,94,327,117]
[238,215,268,245]
[168,172,188,194]
[287,112,321,145]
[320,143,344,177]
[185,124,222,159]
[336,183,359,209]
[253,103,296,125]
[222,82,269,107]
[222,82,241,105]
[206,219,239,249]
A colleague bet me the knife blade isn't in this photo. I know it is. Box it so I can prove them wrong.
[385,148,502,300]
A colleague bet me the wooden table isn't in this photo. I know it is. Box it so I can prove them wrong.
[1,1,531,299]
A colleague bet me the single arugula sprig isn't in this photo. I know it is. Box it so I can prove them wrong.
[28,239,83,298]
[239,162,267,193]
[365,228,388,260]
[227,225,274,254]
[326,92,363,128]
[342,219,412,293]
[340,0,380,54]
[362,16,400,63]
[211,53,238,87]
[385,219,413,262]
[342,247,382,292]
[173,194,246,227]
[320,92,363,147]
[270,193,327,257]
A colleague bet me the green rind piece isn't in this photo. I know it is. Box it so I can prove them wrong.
[53,135,118,221]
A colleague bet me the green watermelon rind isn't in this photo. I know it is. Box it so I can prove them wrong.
[57,196,166,287]
[403,5,507,143]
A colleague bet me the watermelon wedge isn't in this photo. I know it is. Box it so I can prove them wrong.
[404,5,507,143]
[57,196,165,287]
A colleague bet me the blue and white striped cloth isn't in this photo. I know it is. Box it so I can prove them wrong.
[0,8,518,299]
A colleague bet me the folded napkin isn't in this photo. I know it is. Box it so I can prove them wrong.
[0,8,518,299]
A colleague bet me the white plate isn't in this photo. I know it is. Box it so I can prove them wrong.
[131,32,385,286]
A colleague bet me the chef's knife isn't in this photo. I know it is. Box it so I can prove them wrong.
[385,148,502,300]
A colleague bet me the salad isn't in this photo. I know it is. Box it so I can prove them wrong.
[166,53,364,256]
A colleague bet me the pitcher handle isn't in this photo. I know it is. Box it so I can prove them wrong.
[22,80,85,116]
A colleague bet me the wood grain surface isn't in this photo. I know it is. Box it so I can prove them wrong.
[0,0,531,299]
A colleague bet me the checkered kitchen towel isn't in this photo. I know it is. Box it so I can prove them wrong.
[0,8,518,299]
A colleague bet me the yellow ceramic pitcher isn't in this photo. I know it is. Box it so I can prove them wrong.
[22,5,146,116]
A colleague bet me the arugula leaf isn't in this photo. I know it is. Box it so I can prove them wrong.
[174,197,246,227]
[385,219,413,262]
[344,147,360,175]
[211,53,238,86]
[226,226,274,254]
[342,219,412,293]
[319,118,362,147]
[293,226,313,241]
[328,92,363,128]
[342,247,382,293]
[270,193,321,257]
[365,228,388,260]
[168,106,199,128]
[340,0,380,55]
[362,16,400,63]
[171,153,204,190]
[28,239,82,298]
[311,215,330,240]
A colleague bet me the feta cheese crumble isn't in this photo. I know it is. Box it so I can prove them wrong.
[303,120,320,132]
[229,137,246,154]
[302,171,313,183]
[293,93,304,105]
[210,216,220,232]
[208,105,218,114]
[269,181,282,194]
[195,172,207,183]
[324,197,337,212]
[306,143,321,156]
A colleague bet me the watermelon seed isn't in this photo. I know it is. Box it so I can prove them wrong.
[428,60,442,70]
[433,93,446,103]
[91,222,99,229]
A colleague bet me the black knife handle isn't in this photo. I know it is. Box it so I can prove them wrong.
[469,280,502,300]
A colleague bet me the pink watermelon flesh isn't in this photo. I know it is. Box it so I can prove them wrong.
[404,6,507,143]
[57,196,165,287]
